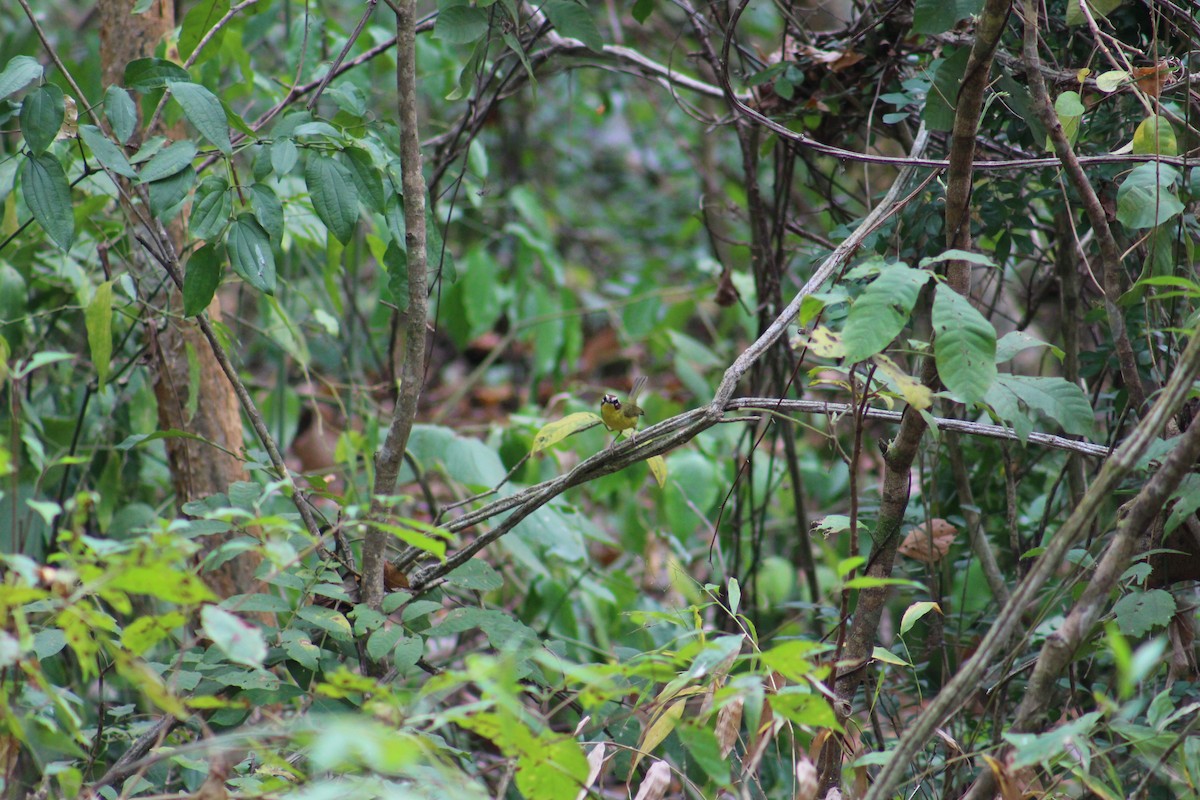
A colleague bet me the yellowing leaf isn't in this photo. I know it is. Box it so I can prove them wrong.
[633,699,686,772]
[900,601,942,636]
[871,646,911,667]
[800,326,845,358]
[532,412,600,452]
[1095,70,1128,92]
[647,455,667,487]
[872,353,932,410]
[86,280,114,389]
[1132,115,1178,156]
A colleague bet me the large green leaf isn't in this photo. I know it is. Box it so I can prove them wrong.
[19,84,64,154]
[20,151,74,251]
[932,284,996,404]
[104,86,137,144]
[201,605,267,668]
[983,374,1094,441]
[911,0,983,34]
[923,48,970,132]
[435,5,490,44]
[304,153,359,244]
[168,81,232,155]
[343,146,386,214]
[179,0,230,61]
[78,125,137,178]
[189,176,231,240]
[123,58,190,91]
[1112,589,1175,638]
[1117,163,1183,230]
[226,213,276,294]
[0,56,43,101]
[138,140,197,183]
[249,183,283,242]
[183,242,223,317]
[544,0,603,50]
[148,165,196,217]
[841,264,930,363]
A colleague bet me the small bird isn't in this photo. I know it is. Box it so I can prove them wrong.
[600,376,646,444]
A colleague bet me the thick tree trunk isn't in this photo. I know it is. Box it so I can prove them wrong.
[99,0,259,599]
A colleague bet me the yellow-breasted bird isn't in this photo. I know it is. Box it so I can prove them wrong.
[600,376,646,443]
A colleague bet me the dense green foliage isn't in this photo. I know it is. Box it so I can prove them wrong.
[1,0,1198,798]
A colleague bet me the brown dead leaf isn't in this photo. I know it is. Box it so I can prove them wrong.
[898,518,958,563]
[632,759,672,800]
[1133,62,1170,97]
[716,697,744,757]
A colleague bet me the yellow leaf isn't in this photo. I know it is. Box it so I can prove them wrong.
[871,354,932,410]
[647,455,667,487]
[632,699,686,773]
[532,412,601,453]
[797,326,845,359]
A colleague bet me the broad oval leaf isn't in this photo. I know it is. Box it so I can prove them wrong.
[104,85,138,144]
[189,176,232,240]
[435,5,490,44]
[932,284,996,404]
[148,165,196,217]
[226,213,276,294]
[1116,162,1183,230]
[0,56,44,102]
[249,183,284,242]
[20,151,74,251]
[168,81,232,155]
[139,139,197,183]
[842,264,931,363]
[544,0,604,51]
[532,412,600,452]
[900,601,942,636]
[19,84,65,155]
[201,605,267,667]
[78,125,137,178]
[304,153,359,244]
[123,57,191,91]
[183,242,223,316]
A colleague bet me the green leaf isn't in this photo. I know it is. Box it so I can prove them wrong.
[201,605,267,667]
[78,125,137,178]
[932,284,996,404]
[366,626,407,661]
[226,214,276,294]
[383,237,409,311]
[189,176,231,240]
[296,606,354,641]
[900,601,942,635]
[1052,91,1084,149]
[343,146,386,214]
[544,0,603,50]
[104,85,138,144]
[995,330,1060,363]
[678,725,731,786]
[0,56,43,102]
[249,183,283,242]
[632,0,654,23]
[183,242,223,317]
[911,0,983,34]
[168,81,233,155]
[148,165,196,218]
[436,5,491,44]
[841,264,930,363]
[923,48,970,132]
[463,245,503,336]
[1165,475,1200,535]
[123,58,191,91]
[19,84,65,154]
[86,281,114,389]
[138,140,197,183]
[305,153,359,244]
[446,559,503,591]
[984,374,1094,441]
[1117,163,1183,230]
[179,0,230,61]
[20,151,74,251]
[1113,588,1175,638]
[1005,712,1102,768]
[271,137,298,176]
